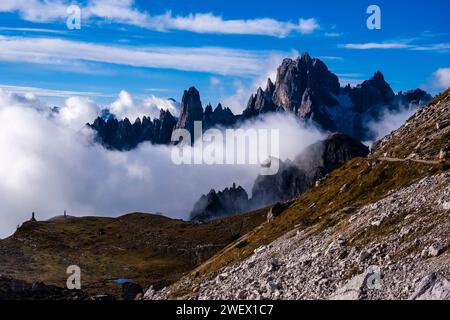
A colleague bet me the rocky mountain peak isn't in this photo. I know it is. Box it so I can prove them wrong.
[272,54,340,111]
[190,183,250,221]
[350,71,395,114]
[240,54,431,141]
[176,86,203,143]
[205,104,213,116]
[251,132,369,207]
[266,78,275,96]
[88,109,177,150]
[299,51,312,62]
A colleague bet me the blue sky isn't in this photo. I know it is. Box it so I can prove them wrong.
[0,0,449,113]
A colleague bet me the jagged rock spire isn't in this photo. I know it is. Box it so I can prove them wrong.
[176,87,203,144]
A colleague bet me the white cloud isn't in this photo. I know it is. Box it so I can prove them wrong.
[141,12,319,37]
[411,43,450,51]
[0,0,68,22]
[0,84,106,98]
[0,89,324,238]
[58,97,101,128]
[343,41,450,52]
[0,27,66,34]
[431,68,450,89]
[209,77,221,86]
[109,90,179,120]
[343,42,412,50]
[144,88,169,93]
[297,18,320,34]
[324,32,344,37]
[0,35,273,76]
[0,0,320,38]
[367,107,417,142]
[318,56,344,61]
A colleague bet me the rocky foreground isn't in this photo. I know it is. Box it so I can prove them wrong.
[145,89,450,301]
[147,172,450,300]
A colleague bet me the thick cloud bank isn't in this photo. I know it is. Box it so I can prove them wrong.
[0,89,324,238]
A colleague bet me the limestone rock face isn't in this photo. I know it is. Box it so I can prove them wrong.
[88,110,177,150]
[272,54,340,113]
[242,54,431,141]
[89,54,432,149]
[348,71,395,114]
[190,133,369,221]
[251,133,369,208]
[190,183,250,221]
[204,103,236,129]
[176,87,204,144]
[409,273,450,300]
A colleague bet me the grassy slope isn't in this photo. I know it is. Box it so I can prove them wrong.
[165,89,450,298]
[373,87,450,160]
[0,211,266,297]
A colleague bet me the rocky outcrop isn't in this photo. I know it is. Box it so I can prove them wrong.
[243,86,277,118]
[190,133,369,220]
[190,183,250,221]
[397,88,433,107]
[267,201,294,222]
[153,172,450,300]
[242,54,431,141]
[251,133,369,208]
[409,273,450,300]
[89,87,238,149]
[347,71,395,114]
[89,54,432,150]
[155,109,178,144]
[88,109,176,150]
[176,87,204,144]
[204,103,236,129]
[0,276,86,300]
[250,159,308,207]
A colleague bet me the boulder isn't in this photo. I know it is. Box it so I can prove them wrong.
[409,273,450,300]
[329,266,382,300]
[267,202,292,222]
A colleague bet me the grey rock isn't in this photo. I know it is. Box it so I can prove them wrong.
[409,273,450,300]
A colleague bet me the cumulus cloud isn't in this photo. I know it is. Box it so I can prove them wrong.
[431,68,450,89]
[0,88,324,238]
[59,97,101,128]
[0,0,319,38]
[109,90,179,120]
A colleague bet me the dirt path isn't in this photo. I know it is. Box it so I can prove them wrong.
[378,157,441,165]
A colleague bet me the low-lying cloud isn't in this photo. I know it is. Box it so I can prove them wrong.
[0,88,325,238]
[367,106,417,142]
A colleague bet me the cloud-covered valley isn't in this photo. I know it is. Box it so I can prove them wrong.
[0,88,325,238]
